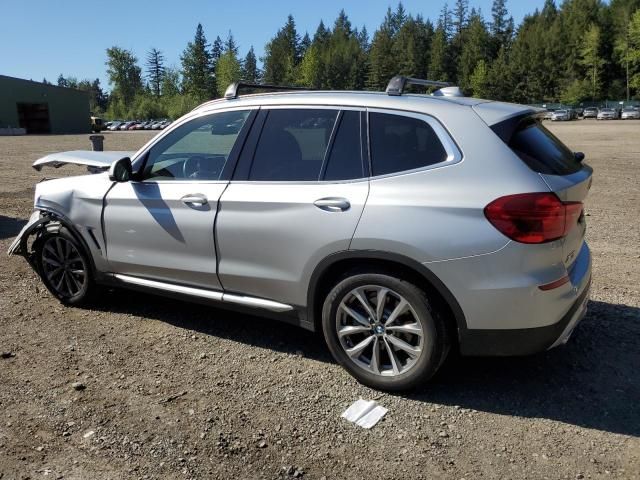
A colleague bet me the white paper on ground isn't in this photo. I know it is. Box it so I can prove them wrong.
[341,399,388,429]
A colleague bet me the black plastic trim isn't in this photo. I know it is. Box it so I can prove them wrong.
[459,278,591,356]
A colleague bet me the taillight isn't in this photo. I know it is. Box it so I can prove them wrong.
[484,193,582,244]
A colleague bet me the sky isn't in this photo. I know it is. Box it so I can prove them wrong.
[1,0,547,91]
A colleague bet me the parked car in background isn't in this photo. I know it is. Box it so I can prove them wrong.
[107,121,123,131]
[583,107,598,119]
[551,109,571,121]
[597,108,617,120]
[543,109,555,120]
[573,107,584,118]
[9,77,593,391]
[621,106,640,119]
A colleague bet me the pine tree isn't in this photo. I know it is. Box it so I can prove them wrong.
[458,11,491,91]
[429,23,450,82]
[242,46,260,83]
[452,0,469,36]
[490,0,514,51]
[470,59,489,97]
[225,31,239,57]
[216,50,242,97]
[367,21,397,89]
[145,48,165,97]
[181,24,214,101]
[161,68,181,96]
[263,15,301,84]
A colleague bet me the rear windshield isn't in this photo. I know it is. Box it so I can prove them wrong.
[507,117,582,175]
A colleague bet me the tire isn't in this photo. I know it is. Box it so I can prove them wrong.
[34,226,94,305]
[322,273,449,391]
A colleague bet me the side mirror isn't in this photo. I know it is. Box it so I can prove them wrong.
[574,152,585,163]
[109,157,132,182]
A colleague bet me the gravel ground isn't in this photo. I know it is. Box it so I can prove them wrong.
[0,124,638,480]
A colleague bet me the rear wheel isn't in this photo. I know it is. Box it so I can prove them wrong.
[322,273,449,391]
[35,227,93,305]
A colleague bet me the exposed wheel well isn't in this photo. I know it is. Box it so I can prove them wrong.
[308,254,464,349]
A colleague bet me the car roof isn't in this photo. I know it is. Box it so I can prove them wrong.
[192,90,537,127]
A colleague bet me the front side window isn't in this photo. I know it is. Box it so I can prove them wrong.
[142,110,250,181]
[369,112,448,176]
[248,109,339,181]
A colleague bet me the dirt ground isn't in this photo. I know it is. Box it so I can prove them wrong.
[0,123,638,480]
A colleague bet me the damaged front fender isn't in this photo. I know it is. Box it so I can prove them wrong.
[7,210,46,257]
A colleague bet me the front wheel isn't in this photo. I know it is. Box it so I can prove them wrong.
[34,227,94,305]
[322,273,449,391]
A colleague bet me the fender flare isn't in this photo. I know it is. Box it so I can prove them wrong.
[306,250,468,333]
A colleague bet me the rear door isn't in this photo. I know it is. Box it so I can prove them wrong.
[216,107,369,307]
[103,109,255,288]
[507,117,592,269]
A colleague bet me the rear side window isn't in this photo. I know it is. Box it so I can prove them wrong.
[323,111,364,181]
[508,118,582,175]
[249,109,338,181]
[369,112,448,176]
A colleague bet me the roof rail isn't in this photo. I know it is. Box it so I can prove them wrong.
[385,75,462,97]
[224,81,311,100]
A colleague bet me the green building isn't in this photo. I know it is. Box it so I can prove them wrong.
[0,75,90,134]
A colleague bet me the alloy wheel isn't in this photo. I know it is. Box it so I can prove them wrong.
[336,285,424,377]
[40,236,88,299]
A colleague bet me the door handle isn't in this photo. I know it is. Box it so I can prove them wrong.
[314,197,351,212]
[181,194,208,206]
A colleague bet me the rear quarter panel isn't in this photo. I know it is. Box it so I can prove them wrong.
[351,105,549,262]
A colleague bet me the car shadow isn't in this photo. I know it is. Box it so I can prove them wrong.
[92,291,639,437]
[0,215,27,240]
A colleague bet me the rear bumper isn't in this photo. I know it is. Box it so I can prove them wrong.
[458,277,590,356]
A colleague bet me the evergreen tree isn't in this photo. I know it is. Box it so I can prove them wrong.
[161,68,181,96]
[263,15,301,84]
[429,23,450,82]
[470,59,489,97]
[367,21,397,89]
[242,46,260,83]
[216,49,242,96]
[458,11,491,91]
[211,36,224,70]
[145,48,165,97]
[225,31,239,57]
[181,24,214,101]
[452,0,469,36]
[300,32,312,57]
[490,0,514,51]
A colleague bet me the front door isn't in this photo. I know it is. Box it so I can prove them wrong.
[103,109,253,289]
[216,107,370,306]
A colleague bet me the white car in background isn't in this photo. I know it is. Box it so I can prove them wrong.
[551,109,570,121]
[597,108,617,120]
[621,107,640,119]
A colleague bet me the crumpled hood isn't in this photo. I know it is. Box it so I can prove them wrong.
[32,150,135,171]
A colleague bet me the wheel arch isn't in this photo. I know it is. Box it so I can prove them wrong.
[23,209,99,278]
[307,250,467,344]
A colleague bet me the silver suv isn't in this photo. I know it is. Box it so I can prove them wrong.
[9,77,592,390]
